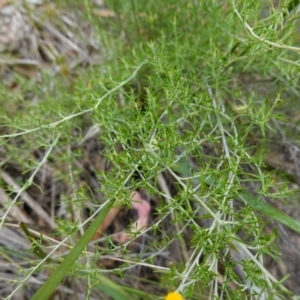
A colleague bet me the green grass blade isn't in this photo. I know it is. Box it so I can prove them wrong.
[94,274,130,300]
[93,276,156,300]
[238,192,300,234]
[31,201,113,300]
[19,222,49,260]
[121,285,155,300]
[174,158,300,233]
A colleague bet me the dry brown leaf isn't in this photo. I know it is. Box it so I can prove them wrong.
[92,205,122,240]
[0,0,8,9]
[117,191,151,244]
[92,191,151,244]
[93,9,116,18]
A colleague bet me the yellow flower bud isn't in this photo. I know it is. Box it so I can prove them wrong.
[165,291,185,300]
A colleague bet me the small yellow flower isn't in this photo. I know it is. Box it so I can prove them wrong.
[165,291,185,300]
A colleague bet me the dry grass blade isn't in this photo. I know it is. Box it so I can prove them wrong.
[0,170,56,228]
[0,186,33,223]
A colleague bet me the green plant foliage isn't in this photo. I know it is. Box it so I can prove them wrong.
[1,0,300,299]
